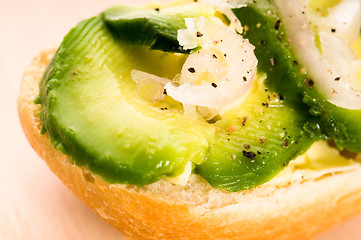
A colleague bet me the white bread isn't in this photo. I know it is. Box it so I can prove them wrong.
[18,48,361,240]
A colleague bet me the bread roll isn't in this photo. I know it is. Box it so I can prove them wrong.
[17,47,361,240]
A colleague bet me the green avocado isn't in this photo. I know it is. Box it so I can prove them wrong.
[233,0,361,153]
[38,16,215,185]
[102,3,215,53]
[38,1,314,192]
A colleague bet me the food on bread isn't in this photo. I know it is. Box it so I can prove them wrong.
[32,0,317,192]
[18,0,361,239]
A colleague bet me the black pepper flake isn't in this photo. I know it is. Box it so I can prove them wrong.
[274,20,281,30]
[212,54,217,59]
[281,139,289,148]
[243,76,247,82]
[163,89,167,95]
[331,28,336,33]
[244,144,250,149]
[211,82,217,88]
[261,40,267,45]
[262,102,269,107]
[257,150,261,155]
[196,31,203,37]
[259,136,266,144]
[242,117,247,127]
[334,76,341,81]
[304,78,314,88]
[224,53,227,57]
[279,93,284,100]
[160,107,168,110]
[154,8,160,11]
[243,150,256,160]
[188,67,196,73]
[293,60,299,65]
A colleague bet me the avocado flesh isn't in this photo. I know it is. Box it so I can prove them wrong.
[39,3,314,191]
[233,0,361,153]
[39,16,215,185]
[197,77,313,191]
[102,3,216,53]
[102,3,314,191]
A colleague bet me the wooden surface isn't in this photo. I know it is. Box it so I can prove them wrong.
[1,0,361,239]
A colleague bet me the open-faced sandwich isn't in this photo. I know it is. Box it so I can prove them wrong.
[18,0,361,239]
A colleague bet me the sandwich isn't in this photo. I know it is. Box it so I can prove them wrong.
[18,0,361,239]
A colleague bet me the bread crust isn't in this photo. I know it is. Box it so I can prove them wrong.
[18,48,361,240]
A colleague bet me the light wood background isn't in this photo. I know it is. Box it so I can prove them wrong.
[1,0,361,239]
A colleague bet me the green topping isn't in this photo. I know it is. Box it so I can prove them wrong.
[38,16,214,185]
[233,0,361,153]
[37,0,360,192]
[102,3,215,53]
[197,77,313,191]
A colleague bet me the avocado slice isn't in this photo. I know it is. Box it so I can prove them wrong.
[102,3,216,53]
[38,2,314,191]
[196,76,313,191]
[38,16,216,185]
[233,0,361,153]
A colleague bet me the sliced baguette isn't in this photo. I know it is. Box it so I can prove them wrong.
[18,48,361,240]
